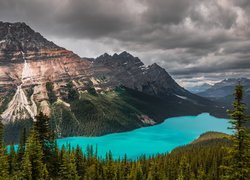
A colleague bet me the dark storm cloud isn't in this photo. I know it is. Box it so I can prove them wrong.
[0,0,136,38]
[0,0,250,87]
[140,0,192,24]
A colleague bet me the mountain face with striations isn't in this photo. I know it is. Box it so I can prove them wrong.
[0,22,225,142]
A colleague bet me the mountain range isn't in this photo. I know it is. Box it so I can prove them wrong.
[186,83,212,93]
[0,22,226,142]
[197,78,250,110]
[198,78,250,98]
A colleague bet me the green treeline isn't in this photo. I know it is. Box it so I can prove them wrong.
[0,84,249,179]
[0,122,232,180]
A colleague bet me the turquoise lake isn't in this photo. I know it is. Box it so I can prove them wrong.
[57,113,232,160]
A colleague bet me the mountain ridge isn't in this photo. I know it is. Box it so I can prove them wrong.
[196,78,250,118]
[187,83,212,93]
[0,22,226,142]
[198,78,250,98]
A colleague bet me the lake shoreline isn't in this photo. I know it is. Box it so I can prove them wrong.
[56,113,232,159]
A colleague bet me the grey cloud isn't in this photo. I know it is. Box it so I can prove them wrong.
[0,0,250,86]
[52,0,137,38]
[0,0,136,38]
[140,0,192,25]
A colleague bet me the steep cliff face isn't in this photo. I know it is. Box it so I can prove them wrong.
[0,22,92,123]
[0,22,225,142]
[91,52,183,95]
[91,52,209,104]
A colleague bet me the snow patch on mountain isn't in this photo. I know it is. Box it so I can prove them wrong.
[0,40,6,44]
[175,94,188,100]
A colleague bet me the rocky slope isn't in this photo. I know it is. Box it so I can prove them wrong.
[91,52,215,105]
[0,22,91,123]
[0,22,226,142]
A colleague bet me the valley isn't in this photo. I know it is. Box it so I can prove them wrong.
[1,0,250,179]
[0,22,227,143]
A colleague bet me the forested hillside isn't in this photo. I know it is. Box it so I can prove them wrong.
[0,84,249,179]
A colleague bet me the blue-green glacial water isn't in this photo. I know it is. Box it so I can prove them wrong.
[57,113,232,160]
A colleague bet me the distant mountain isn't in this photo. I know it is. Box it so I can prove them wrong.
[198,78,250,98]
[187,83,212,93]
[197,78,250,117]
[0,22,225,143]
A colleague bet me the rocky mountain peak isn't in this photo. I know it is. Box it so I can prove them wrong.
[95,51,143,68]
[148,63,172,78]
[0,22,78,63]
[119,51,133,58]
[0,21,59,52]
[149,63,163,70]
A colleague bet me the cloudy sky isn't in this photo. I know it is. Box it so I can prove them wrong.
[1,0,250,87]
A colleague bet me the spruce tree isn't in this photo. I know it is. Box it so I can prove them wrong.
[34,112,57,176]
[66,81,79,101]
[34,112,51,152]
[178,156,191,180]
[46,81,57,104]
[8,144,18,176]
[0,147,9,179]
[223,84,250,179]
[197,165,206,180]
[104,151,116,180]
[17,128,27,162]
[21,130,48,180]
[21,152,32,180]
[59,150,79,179]
[0,119,3,148]
[0,119,9,179]
[75,145,86,177]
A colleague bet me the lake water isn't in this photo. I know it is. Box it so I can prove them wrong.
[57,113,232,160]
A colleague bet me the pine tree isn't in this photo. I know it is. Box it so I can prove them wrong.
[34,112,51,152]
[0,147,9,179]
[197,165,206,180]
[66,81,79,101]
[59,150,79,179]
[130,161,143,180]
[223,84,250,179]
[104,151,116,180]
[0,119,9,179]
[177,156,192,180]
[75,145,86,177]
[34,112,57,176]
[17,128,27,162]
[21,130,48,180]
[0,119,3,148]
[8,144,18,176]
[46,81,57,104]
[21,152,32,180]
